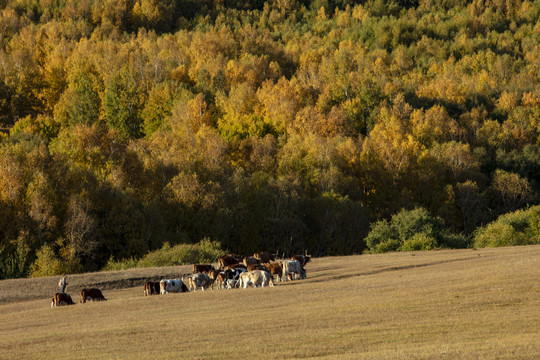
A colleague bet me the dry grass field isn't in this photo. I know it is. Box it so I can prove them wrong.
[0,246,539,359]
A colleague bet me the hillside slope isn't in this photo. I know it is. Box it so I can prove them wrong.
[1,246,539,359]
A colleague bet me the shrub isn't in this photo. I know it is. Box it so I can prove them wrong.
[473,205,540,248]
[102,257,139,271]
[400,233,438,251]
[374,239,402,253]
[365,219,396,252]
[365,207,468,253]
[103,238,226,270]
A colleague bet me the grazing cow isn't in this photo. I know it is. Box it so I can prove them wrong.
[224,268,247,289]
[160,279,188,294]
[237,272,251,289]
[218,254,242,270]
[282,260,306,281]
[51,292,75,307]
[214,272,227,290]
[291,255,311,267]
[207,269,226,289]
[254,251,275,263]
[226,263,247,270]
[80,288,107,303]
[144,281,161,296]
[192,264,215,274]
[241,270,275,288]
[188,273,213,292]
[265,262,284,282]
[247,263,268,272]
[208,268,221,280]
[243,256,260,267]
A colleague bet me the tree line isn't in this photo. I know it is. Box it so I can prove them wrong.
[0,0,539,278]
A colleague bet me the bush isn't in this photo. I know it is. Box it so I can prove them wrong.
[365,219,396,252]
[102,257,139,271]
[400,233,438,251]
[365,207,467,253]
[473,205,540,248]
[374,239,402,253]
[103,238,226,270]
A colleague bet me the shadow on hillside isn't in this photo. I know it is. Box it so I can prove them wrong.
[306,256,479,284]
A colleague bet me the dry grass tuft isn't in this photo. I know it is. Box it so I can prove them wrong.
[1,246,539,359]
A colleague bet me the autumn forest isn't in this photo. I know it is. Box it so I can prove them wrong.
[0,0,539,278]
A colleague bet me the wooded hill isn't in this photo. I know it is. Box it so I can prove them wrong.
[0,0,539,278]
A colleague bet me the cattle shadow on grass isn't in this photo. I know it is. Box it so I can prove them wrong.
[306,257,479,284]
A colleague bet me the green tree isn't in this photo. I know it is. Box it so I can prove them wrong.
[54,73,100,127]
[101,68,143,139]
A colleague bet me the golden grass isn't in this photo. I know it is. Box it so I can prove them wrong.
[1,246,539,359]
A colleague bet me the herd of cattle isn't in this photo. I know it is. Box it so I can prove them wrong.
[50,252,311,307]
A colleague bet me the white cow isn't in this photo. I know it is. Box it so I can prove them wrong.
[282,260,306,281]
[188,273,213,292]
[160,279,188,294]
[237,272,251,289]
[239,270,275,288]
[248,270,274,288]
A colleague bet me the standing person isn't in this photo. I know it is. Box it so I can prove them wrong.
[58,275,68,293]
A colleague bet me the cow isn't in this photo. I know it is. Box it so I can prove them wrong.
[192,264,215,274]
[80,288,107,303]
[160,279,188,294]
[282,260,306,281]
[207,269,226,289]
[243,256,260,267]
[265,262,284,282]
[240,270,275,288]
[224,268,247,289]
[291,255,311,267]
[237,272,251,289]
[226,263,247,270]
[214,272,227,290]
[218,254,242,270]
[144,281,161,296]
[188,273,213,292]
[51,292,75,307]
[254,251,275,263]
[247,263,268,272]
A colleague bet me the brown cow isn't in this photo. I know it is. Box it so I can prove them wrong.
[243,256,260,267]
[247,263,268,272]
[227,263,247,270]
[144,281,160,296]
[264,262,284,282]
[51,292,75,307]
[254,251,275,263]
[80,288,107,303]
[208,268,222,281]
[217,254,242,270]
[192,264,215,274]
[214,272,227,290]
[291,255,311,266]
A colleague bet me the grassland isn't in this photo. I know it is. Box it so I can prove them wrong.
[0,246,539,359]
